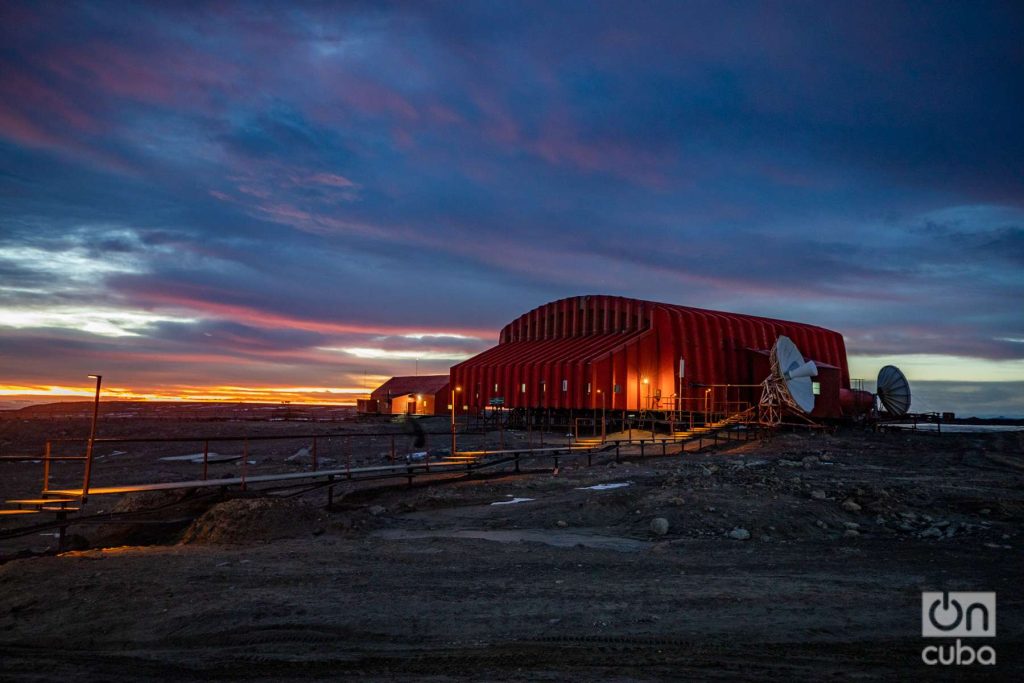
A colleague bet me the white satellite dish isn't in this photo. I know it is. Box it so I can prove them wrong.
[759,335,818,425]
[876,365,911,416]
[774,336,818,412]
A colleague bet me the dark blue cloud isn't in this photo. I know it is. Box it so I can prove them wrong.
[0,0,1022,399]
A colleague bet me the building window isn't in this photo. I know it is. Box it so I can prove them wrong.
[561,379,568,392]
[812,381,821,396]
[521,383,526,393]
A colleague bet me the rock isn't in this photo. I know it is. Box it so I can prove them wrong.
[934,520,950,528]
[728,527,750,540]
[843,529,860,538]
[842,500,862,512]
[920,527,943,539]
[367,505,386,516]
[802,455,819,465]
[980,508,991,515]
[945,526,957,538]
[760,534,771,542]
[843,522,860,530]
[669,497,685,506]
[811,489,827,500]
[650,518,670,536]
[816,520,828,529]
[287,447,311,462]
[898,522,915,532]
[556,520,569,528]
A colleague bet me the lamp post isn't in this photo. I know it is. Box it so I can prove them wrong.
[705,387,712,423]
[450,386,461,455]
[82,374,102,504]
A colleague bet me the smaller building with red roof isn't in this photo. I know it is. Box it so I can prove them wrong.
[359,375,451,415]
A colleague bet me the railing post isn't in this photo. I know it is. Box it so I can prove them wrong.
[43,440,51,492]
[241,439,248,491]
[202,440,209,481]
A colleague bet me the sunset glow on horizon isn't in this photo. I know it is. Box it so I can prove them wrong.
[0,382,379,406]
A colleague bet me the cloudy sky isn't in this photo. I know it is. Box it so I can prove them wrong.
[0,1,1021,412]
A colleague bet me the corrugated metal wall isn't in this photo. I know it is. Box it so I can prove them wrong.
[452,295,851,418]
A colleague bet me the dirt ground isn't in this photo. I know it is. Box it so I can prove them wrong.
[0,414,1021,680]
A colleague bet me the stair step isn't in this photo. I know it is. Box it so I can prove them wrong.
[0,509,38,516]
[41,506,80,512]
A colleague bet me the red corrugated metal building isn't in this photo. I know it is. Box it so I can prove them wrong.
[450,295,855,420]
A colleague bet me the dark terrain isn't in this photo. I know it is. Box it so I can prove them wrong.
[0,412,1020,680]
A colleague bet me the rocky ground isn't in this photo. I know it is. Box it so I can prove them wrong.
[0,416,1021,680]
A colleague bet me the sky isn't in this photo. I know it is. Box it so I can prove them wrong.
[0,1,1022,414]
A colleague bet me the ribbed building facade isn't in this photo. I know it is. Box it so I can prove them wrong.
[451,295,855,419]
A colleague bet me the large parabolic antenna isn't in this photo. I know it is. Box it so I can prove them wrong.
[775,336,819,412]
[876,365,911,416]
[759,336,819,425]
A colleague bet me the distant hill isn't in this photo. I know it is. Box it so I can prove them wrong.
[0,401,355,421]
